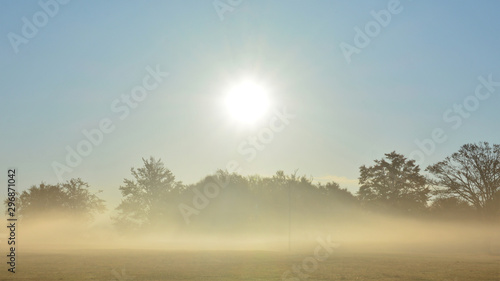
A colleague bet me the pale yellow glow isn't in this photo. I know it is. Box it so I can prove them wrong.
[225,80,270,124]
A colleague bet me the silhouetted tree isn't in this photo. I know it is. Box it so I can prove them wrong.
[113,157,183,230]
[427,142,500,218]
[5,178,105,222]
[358,151,430,213]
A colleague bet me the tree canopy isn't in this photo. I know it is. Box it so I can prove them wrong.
[358,151,430,213]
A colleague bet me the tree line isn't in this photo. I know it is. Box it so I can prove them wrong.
[6,142,500,231]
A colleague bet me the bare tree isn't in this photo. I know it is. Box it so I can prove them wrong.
[426,142,500,218]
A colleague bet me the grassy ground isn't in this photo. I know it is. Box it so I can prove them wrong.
[1,248,499,281]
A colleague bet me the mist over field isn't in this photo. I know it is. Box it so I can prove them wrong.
[12,210,500,253]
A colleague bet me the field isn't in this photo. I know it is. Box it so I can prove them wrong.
[2,248,499,281]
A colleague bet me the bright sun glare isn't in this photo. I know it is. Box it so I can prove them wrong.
[225,80,270,124]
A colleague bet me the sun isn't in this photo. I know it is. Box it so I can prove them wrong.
[225,80,270,124]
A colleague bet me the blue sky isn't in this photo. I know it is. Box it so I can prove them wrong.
[1,0,499,206]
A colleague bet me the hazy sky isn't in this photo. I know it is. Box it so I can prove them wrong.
[1,0,500,205]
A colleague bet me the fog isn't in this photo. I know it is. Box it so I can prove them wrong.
[8,207,499,256]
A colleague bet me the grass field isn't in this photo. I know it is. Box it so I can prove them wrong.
[2,248,498,281]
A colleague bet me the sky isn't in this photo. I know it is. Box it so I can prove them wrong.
[1,0,500,208]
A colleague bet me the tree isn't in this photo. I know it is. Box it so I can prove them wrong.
[427,142,500,218]
[114,157,183,230]
[5,178,105,222]
[358,151,430,213]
